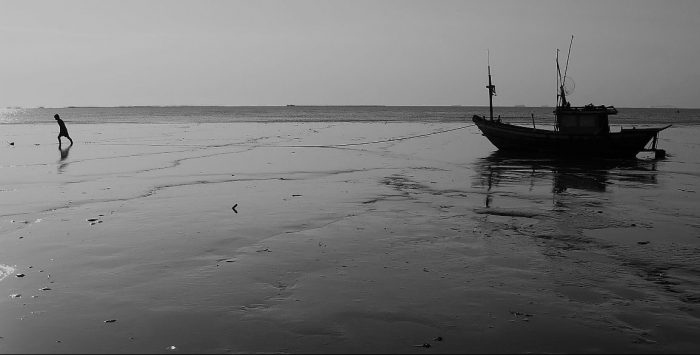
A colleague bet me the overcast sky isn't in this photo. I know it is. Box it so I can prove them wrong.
[1,0,699,108]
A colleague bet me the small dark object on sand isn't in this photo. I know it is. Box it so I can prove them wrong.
[510,310,534,321]
[413,343,431,348]
[9,142,14,146]
[232,204,238,213]
[638,241,650,245]
[104,319,117,323]
[15,273,25,278]
[433,336,443,341]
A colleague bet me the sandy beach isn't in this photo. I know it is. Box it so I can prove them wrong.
[2,121,700,353]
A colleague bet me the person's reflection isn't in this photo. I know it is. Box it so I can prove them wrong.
[58,144,72,173]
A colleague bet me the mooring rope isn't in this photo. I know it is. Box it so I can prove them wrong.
[82,123,476,149]
[266,124,476,148]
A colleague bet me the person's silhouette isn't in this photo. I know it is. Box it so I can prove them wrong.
[54,114,73,147]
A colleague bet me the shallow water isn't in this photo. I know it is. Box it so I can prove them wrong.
[1,121,699,353]
[469,147,700,346]
[3,105,700,125]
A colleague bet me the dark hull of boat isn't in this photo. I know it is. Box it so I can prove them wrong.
[472,115,667,159]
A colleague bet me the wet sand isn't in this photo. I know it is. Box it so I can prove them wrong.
[1,122,700,353]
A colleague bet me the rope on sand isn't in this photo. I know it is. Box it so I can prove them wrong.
[268,124,476,148]
[82,123,476,148]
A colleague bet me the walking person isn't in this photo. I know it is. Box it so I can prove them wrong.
[54,114,73,146]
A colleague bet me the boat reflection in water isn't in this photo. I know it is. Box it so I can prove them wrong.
[473,151,659,208]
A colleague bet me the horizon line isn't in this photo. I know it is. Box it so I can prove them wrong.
[4,104,697,110]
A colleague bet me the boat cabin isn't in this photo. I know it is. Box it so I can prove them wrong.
[555,104,617,134]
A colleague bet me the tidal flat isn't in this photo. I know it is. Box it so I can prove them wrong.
[1,122,699,353]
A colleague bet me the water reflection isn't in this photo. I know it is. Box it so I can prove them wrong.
[473,151,659,207]
[58,144,72,173]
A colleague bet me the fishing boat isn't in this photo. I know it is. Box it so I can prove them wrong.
[472,38,670,159]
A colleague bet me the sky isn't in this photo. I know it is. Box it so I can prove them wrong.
[1,0,699,108]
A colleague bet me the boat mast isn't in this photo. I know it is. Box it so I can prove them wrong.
[487,50,496,120]
[556,49,561,107]
[557,36,574,108]
[563,35,574,85]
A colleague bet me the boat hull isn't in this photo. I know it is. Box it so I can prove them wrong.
[472,115,667,159]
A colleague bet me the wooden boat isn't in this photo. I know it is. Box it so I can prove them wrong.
[473,39,670,159]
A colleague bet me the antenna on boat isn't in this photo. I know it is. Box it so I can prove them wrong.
[486,50,496,121]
